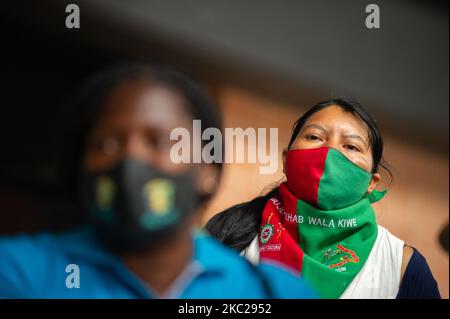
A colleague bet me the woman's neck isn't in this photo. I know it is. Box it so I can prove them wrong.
[122,226,194,296]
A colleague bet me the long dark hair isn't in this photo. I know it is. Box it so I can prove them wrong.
[205,97,391,251]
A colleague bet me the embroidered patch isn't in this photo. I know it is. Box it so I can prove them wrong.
[325,244,360,269]
[260,224,274,244]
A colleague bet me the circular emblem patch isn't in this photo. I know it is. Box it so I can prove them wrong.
[260,224,274,244]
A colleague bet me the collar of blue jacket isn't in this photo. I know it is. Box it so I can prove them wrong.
[0,226,316,299]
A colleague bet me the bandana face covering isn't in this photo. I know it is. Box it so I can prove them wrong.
[259,147,386,298]
[83,158,200,252]
[285,147,385,210]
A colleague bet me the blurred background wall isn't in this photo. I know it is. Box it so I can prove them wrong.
[1,0,448,297]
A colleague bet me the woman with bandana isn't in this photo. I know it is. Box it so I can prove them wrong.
[206,98,441,299]
[0,63,314,299]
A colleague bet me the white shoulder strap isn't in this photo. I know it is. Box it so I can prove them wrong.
[340,225,404,299]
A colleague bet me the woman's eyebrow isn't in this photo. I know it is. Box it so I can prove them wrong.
[301,123,326,133]
[343,134,368,147]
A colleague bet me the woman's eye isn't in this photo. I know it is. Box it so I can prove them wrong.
[306,134,321,141]
[344,144,360,152]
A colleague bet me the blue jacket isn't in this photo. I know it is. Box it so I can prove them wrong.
[0,226,316,298]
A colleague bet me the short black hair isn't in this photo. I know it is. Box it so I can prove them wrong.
[58,62,223,206]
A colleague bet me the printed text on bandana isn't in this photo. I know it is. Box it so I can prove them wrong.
[271,198,358,228]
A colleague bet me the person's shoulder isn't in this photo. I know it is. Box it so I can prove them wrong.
[194,232,254,270]
[0,231,58,297]
[191,232,267,297]
[401,245,414,277]
[0,226,91,298]
[194,233,317,298]
[0,230,58,265]
[0,226,91,262]
[397,247,441,299]
[258,261,318,299]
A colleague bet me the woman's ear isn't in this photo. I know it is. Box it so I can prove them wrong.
[367,173,381,194]
[282,149,288,174]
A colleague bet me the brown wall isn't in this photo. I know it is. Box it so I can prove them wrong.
[202,86,449,298]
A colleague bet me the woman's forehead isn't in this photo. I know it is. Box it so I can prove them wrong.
[303,105,369,138]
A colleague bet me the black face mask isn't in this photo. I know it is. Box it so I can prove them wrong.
[82,158,200,253]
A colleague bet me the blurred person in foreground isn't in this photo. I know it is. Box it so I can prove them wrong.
[206,98,441,299]
[0,63,315,298]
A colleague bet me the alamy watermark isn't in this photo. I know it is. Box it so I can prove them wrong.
[65,4,80,29]
[65,3,380,30]
[365,4,380,29]
[170,120,279,174]
[65,264,80,288]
